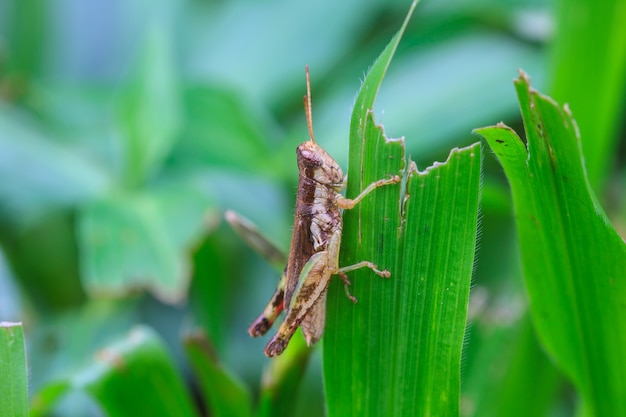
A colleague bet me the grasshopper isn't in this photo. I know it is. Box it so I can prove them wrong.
[245,67,400,357]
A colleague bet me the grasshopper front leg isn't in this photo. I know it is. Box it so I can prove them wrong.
[336,175,401,209]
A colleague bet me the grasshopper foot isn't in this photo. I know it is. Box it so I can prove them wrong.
[265,335,290,357]
[375,268,391,279]
[248,317,272,338]
[366,262,391,278]
[336,261,392,303]
[339,272,358,303]
[388,175,402,184]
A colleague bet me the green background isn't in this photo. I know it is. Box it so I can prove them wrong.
[1,0,625,416]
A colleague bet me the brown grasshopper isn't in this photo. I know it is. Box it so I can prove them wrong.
[246,67,400,357]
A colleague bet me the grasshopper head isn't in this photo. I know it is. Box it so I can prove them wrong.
[297,141,344,191]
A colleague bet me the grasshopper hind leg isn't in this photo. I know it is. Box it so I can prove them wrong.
[248,272,287,337]
[265,252,331,357]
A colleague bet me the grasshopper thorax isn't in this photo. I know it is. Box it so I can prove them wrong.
[297,140,344,191]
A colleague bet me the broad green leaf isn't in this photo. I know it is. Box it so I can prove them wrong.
[0,104,110,228]
[324,1,481,415]
[0,322,29,417]
[76,326,199,417]
[32,326,201,417]
[549,0,626,192]
[475,72,626,417]
[32,320,198,417]
[183,331,252,417]
[77,183,216,303]
[173,86,280,176]
[30,381,72,417]
[27,299,143,396]
[118,19,181,186]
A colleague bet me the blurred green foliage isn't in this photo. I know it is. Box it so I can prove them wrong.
[0,0,625,416]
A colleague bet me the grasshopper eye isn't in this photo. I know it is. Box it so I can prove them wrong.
[300,149,321,165]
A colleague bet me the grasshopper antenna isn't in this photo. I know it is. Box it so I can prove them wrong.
[304,65,315,143]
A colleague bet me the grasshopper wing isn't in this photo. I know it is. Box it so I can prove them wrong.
[301,292,326,345]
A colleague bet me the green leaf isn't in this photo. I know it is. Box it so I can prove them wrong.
[32,326,201,417]
[183,331,252,417]
[0,322,29,417]
[324,1,481,415]
[118,19,182,186]
[348,2,414,142]
[30,381,72,417]
[76,326,200,417]
[2,212,85,310]
[374,31,545,161]
[174,86,279,176]
[549,0,626,191]
[77,183,217,303]
[474,72,626,417]
[0,103,110,227]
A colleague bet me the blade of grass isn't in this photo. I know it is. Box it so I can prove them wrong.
[397,143,481,416]
[0,322,29,417]
[475,72,626,417]
[325,126,481,416]
[348,2,417,164]
[324,1,482,415]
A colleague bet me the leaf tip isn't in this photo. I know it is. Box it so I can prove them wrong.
[516,68,531,85]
